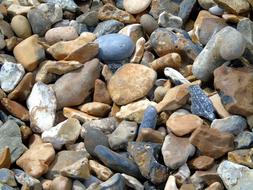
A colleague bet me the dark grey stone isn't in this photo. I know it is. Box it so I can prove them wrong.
[94,20,124,37]
[139,105,157,132]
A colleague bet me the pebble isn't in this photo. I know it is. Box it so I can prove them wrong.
[139,105,157,131]
[46,0,78,12]
[63,107,99,123]
[76,11,98,27]
[10,15,32,39]
[189,156,214,170]
[234,131,253,149]
[228,148,253,168]
[0,62,25,93]
[209,93,230,118]
[137,128,165,144]
[93,79,112,105]
[93,19,124,37]
[214,0,250,14]
[178,0,197,24]
[140,14,159,35]
[79,102,111,117]
[119,24,144,44]
[158,12,183,28]
[0,147,11,169]
[164,175,178,190]
[208,5,224,15]
[50,176,72,190]
[89,160,113,181]
[0,168,16,187]
[123,0,151,14]
[122,173,144,190]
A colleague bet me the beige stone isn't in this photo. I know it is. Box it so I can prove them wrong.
[79,102,111,117]
[130,37,145,63]
[119,24,144,43]
[63,107,99,123]
[89,160,113,181]
[93,79,112,105]
[11,15,32,39]
[50,176,72,190]
[228,148,253,168]
[189,156,214,170]
[209,93,230,118]
[136,128,164,144]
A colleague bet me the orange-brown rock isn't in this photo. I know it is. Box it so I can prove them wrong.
[1,98,29,121]
[228,148,253,168]
[93,79,112,105]
[79,102,111,117]
[136,128,164,144]
[63,107,99,123]
[190,125,234,159]
[214,65,253,117]
[0,147,11,169]
[205,182,224,190]
[189,156,214,170]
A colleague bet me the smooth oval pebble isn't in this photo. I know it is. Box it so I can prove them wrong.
[123,0,151,14]
[10,15,32,39]
[95,34,135,61]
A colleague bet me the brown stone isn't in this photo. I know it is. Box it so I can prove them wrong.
[28,134,43,148]
[0,88,6,100]
[1,98,29,121]
[79,102,111,117]
[50,176,72,190]
[214,65,253,117]
[222,14,241,23]
[156,84,189,113]
[102,64,113,82]
[89,160,113,181]
[20,126,32,141]
[108,64,157,105]
[228,148,253,168]
[136,128,164,144]
[189,156,214,170]
[8,72,35,102]
[41,179,52,190]
[205,182,224,190]
[209,93,230,118]
[63,107,99,123]
[0,147,11,169]
[190,125,234,159]
[166,114,203,136]
[214,0,250,14]
[93,79,112,105]
[16,143,55,178]
[98,3,136,24]
[180,184,196,190]
[13,35,45,71]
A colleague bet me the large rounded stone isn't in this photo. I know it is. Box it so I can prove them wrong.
[123,0,151,14]
[10,15,32,39]
[108,64,157,105]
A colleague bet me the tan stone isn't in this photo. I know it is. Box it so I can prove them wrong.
[108,64,157,105]
[228,148,253,168]
[5,36,22,51]
[13,35,45,71]
[79,102,111,117]
[20,126,32,141]
[16,143,55,178]
[63,107,99,123]
[205,182,224,190]
[110,103,121,119]
[222,14,242,23]
[214,0,250,14]
[93,79,112,105]
[166,114,203,136]
[11,15,32,39]
[8,72,35,102]
[0,88,6,100]
[189,156,214,170]
[41,179,52,190]
[156,84,189,113]
[50,176,72,190]
[102,64,113,82]
[130,37,145,63]
[136,128,164,144]
[119,24,144,43]
[7,4,32,15]
[89,160,113,181]
[209,93,230,118]
[190,125,234,159]
[1,98,29,121]
[98,3,136,24]
[28,134,43,148]
[180,184,196,190]
[0,147,11,169]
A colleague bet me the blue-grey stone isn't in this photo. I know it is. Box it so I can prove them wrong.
[235,131,253,149]
[0,169,16,187]
[178,0,196,24]
[0,110,8,123]
[115,0,124,9]
[208,5,224,16]
[139,105,157,132]
[211,115,247,135]
[94,145,141,179]
[188,85,215,121]
[0,184,16,190]
[7,115,25,127]
[83,175,101,188]
[100,173,125,190]
[95,34,135,62]
[47,0,78,12]
[94,20,124,37]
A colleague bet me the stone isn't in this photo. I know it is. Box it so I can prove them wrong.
[130,37,145,64]
[156,84,189,112]
[214,64,253,117]
[20,126,32,141]
[8,72,34,102]
[190,156,214,170]
[0,120,26,163]
[13,35,45,71]
[46,150,89,179]
[123,0,151,14]
[61,157,90,180]
[234,131,253,149]
[190,125,234,159]
[217,160,253,190]
[188,85,216,121]
[50,176,72,190]
[209,93,230,118]
[16,143,55,178]
[46,0,78,12]
[149,0,180,19]
[205,182,224,190]
[99,173,125,189]
[121,173,144,190]
[53,59,102,109]
[37,3,63,24]
[166,113,203,136]
[164,176,178,190]
[211,115,247,135]
[192,27,246,82]
[93,79,112,105]
[136,128,165,144]
[162,134,195,169]
[27,82,57,133]
[108,64,157,105]
[79,102,111,117]
[10,15,32,39]
[139,105,157,131]
[119,24,144,44]
[208,5,224,16]
[198,0,216,9]
[41,179,52,190]
[116,99,157,123]
[178,0,197,24]
[93,20,124,37]
[158,12,183,28]
[213,0,250,14]
[0,20,14,38]
[98,3,136,24]
[76,11,98,27]
[0,168,16,187]
[63,107,99,123]
[140,14,159,35]
[128,142,168,184]
[95,34,134,62]
[42,118,81,150]
[36,60,83,84]
[72,180,86,190]
[1,98,29,121]
[0,148,11,169]
[7,4,32,15]
[13,169,42,190]
[0,89,6,101]
[89,160,113,181]
[228,149,253,168]
[108,120,137,150]
[81,116,117,134]
[164,67,190,85]
[174,163,191,185]
[0,62,25,93]
[94,145,141,178]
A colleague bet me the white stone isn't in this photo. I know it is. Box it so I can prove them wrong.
[123,0,151,14]
[164,67,190,84]
[42,118,81,150]
[27,82,57,133]
[0,62,25,92]
[164,176,178,190]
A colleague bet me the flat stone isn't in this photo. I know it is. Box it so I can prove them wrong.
[234,131,253,149]
[190,156,214,170]
[130,37,145,64]
[10,15,32,39]
[42,118,81,150]
[140,14,159,35]
[0,147,11,169]
[93,19,124,37]
[13,35,45,71]
[89,160,113,181]
[7,4,32,15]
[121,173,144,190]
[119,24,144,44]
[158,12,183,28]
[178,0,197,24]
[50,176,72,190]
[76,11,98,27]
[123,0,151,14]
[79,102,111,117]
[93,79,112,105]
[0,62,25,93]
[209,93,231,118]
[46,0,78,12]
[164,67,190,85]
[99,173,125,189]
[0,120,27,163]
[0,168,16,187]
[53,59,102,109]
[214,64,253,117]
[136,128,165,144]
[217,160,253,190]
[37,3,63,24]
[190,125,234,159]
[16,143,55,178]
[27,82,57,133]
[213,0,250,14]
[228,148,253,168]
[162,133,195,170]
[63,107,99,123]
